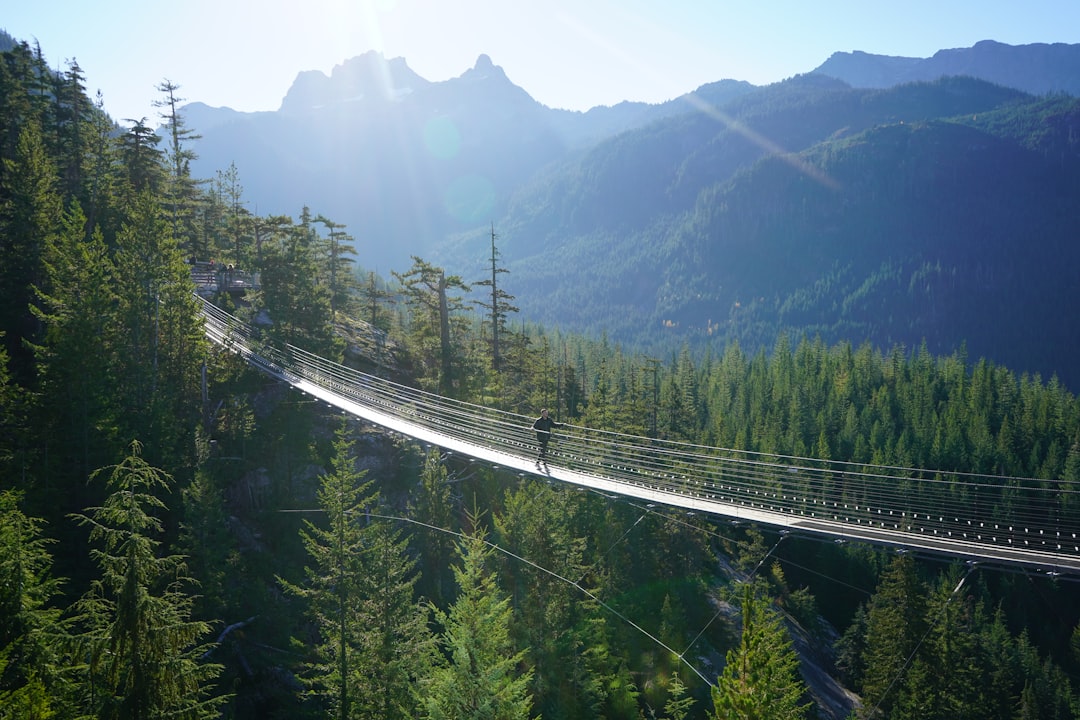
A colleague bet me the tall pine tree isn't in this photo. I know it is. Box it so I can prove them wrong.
[710,583,809,720]
[420,516,535,720]
[68,440,224,720]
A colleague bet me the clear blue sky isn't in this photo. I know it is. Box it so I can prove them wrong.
[5,0,1079,124]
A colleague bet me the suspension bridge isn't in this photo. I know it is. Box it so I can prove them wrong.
[198,296,1080,577]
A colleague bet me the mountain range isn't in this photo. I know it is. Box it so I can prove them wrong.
[815,39,1080,94]
[184,41,1080,389]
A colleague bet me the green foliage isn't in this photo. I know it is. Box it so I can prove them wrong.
[154,80,203,249]
[857,554,927,716]
[0,117,60,381]
[4,32,1080,720]
[68,440,225,719]
[256,208,341,358]
[178,467,231,620]
[279,421,375,717]
[710,583,809,720]
[0,491,67,718]
[353,516,435,719]
[496,79,1080,391]
[409,448,456,607]
[495,480,598,718]
[420,518,535,720]
[281,421,432,719]
[472,224,519,373]
[31,202,122,502]
[313,215,359,322]
[840,558,1080,720]
[662,673,697,720]
[394,256,473,396]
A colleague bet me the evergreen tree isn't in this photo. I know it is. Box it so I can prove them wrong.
[31,202,121,503]
[68,440,224,719]
[662,673,696,720]
[409,447,455,607]
[394,256,471,395]
[53,58,92,201]
[154,79,203,252]
[214,161,251,266]
[496,480,593,719]
[710,583,809,720]
[353,515,434,719]
[974,606,1021,720]
[0,120,60,382]
[419,517,535,720]
[257,207,339,357]
[888,570,983,720]
[359,270,396,334]
[279,421,376,719]
[111,190,205,470]
[83,90,125,240]
[473,223,518,372]
[0,340,18,475]
[177,466,232,621]
[0,41,48,162]
[314,215,358,322]
[835,604,869,689]
[0,490,68,719]
[858,554,927,718]
[118,118,165,197]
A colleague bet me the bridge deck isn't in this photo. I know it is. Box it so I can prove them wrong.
[198,296,1080,576]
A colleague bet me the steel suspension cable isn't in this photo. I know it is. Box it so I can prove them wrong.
[197,296,1080,572]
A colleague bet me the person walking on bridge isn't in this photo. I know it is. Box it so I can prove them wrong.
[532,408,563,469]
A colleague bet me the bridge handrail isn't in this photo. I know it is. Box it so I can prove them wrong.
[196,295,1080,572]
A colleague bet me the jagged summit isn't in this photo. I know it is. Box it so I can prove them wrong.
[279,50,429,113]
[463,53,501,79]
[277,50,532,114]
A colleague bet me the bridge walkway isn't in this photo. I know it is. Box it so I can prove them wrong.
[198,296,1080,576]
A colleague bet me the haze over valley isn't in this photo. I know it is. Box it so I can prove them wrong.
[179,41,1080,389]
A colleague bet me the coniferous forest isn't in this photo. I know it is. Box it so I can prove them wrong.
[3,36,1080,720]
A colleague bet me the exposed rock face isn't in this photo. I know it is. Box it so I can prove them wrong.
[279,51,431,113]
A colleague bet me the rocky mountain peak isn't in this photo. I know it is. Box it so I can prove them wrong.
[279,50,429,113]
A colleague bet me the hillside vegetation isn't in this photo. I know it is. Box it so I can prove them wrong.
[2,33,1080,719]
[483,77,1080,389]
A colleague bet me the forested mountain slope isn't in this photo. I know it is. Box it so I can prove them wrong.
[4,32,1080,719]
[180,42,1080,390]
[462,79,1080,389]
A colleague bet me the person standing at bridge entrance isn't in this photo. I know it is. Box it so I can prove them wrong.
[532,408,563,469]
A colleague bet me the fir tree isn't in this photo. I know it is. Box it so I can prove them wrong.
[420,516,535,720]
[409,447,455,607]
[710,583,809,720]
[0,120,60,382]
[257,207,339,357]
[31,202,121,498]
[472,223,518,372]
[393,256,471,396]
[353,516,434,719]
[154,79,203,252]
[0,491,68,719]
[111,190,205,469]
[859,554,927,717]
[68,440,224,719]
[282,420,433,719]
[279,421,376,719]
[314,214,358,322]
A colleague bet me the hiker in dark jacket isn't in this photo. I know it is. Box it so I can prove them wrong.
[532,408,563,467]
